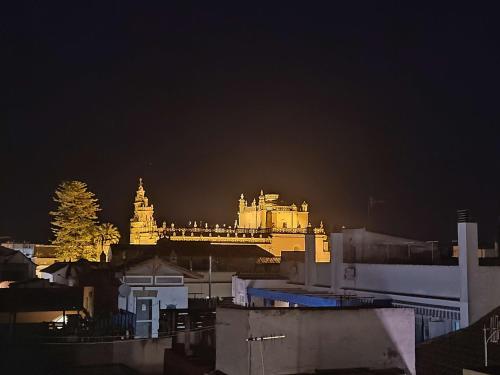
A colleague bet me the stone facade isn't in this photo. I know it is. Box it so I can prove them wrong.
[237,191,309,230]
[129,178,159,245]
[128,181,329,260]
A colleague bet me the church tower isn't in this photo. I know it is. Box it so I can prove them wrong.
[129,178,159,244]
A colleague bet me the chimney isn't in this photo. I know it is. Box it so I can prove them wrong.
[457,209,478,328]
[457,209,471,223]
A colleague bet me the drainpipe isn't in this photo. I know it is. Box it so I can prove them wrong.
[208,255,212,301]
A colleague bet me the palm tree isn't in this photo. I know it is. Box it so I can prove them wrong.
[94,223,121,257]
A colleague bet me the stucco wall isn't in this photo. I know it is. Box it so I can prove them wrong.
[119,286,188,311]
[184,271,233,298]
[315,263,331,287]
[119,286,188,337]
[342,229,433,263]
[216,307,415,374]
[337,263,460,299]
[280,254,305,284]
[17,337,172,374]
[232,276,297,306]
[469,266,500,324]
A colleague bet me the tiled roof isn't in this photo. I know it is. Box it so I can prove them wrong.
[111,239,274,266]
[0,245,17,257]
[114,256,203,279]
[41,258,99,274]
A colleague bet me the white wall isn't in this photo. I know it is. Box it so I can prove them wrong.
[469,266,500,324]
[324,231,461,300]
[456,222,500,326]
[118,286,188,337]
[315,263,331,287]
[328,223,500,331]
[184,271,233,298]
[232,276,297,306]
[216,307,415,374]
[1,242,35,258]
[280,255,305,284]
[118,286,188,311]
[337,263,460,299]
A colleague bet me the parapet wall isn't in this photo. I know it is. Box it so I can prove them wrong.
[216,306,415,374]
[3,337,172,374]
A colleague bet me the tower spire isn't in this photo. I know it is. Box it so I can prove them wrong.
[130,178,159,244]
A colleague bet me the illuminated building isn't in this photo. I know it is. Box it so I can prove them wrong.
[129,179,329,260]
[237,191,309,230]
[129,178,159,244]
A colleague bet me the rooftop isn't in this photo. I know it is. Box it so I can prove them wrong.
[0,287,84,312]
[245,287,389,308]
[111,239,275,267]
[0,245,16,257]
[417,306,500,374]
[235,273,288,280]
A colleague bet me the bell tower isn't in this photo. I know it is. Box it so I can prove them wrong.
[129,178,159,244]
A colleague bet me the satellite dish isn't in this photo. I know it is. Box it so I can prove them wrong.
[118,283,131,297]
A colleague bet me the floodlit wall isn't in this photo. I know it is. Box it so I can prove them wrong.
[269,233,329,260]
[216,307,415,374]
[270,233,306,254]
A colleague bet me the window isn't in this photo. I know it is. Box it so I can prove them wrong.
[123,276,153,285]
[155,276,183,285]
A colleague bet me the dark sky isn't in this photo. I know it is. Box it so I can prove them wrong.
[2,2,500,244]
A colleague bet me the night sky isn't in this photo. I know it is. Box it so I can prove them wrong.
[2,2,500,244]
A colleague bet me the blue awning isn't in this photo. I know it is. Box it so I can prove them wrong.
[247,287,351,307]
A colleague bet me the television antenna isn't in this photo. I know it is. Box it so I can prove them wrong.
[246,334,285,375]
[484,314,500,367]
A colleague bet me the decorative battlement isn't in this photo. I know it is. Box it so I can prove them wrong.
[160,224,324,237]
[128,182,327,258]
[237,190,314,231]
